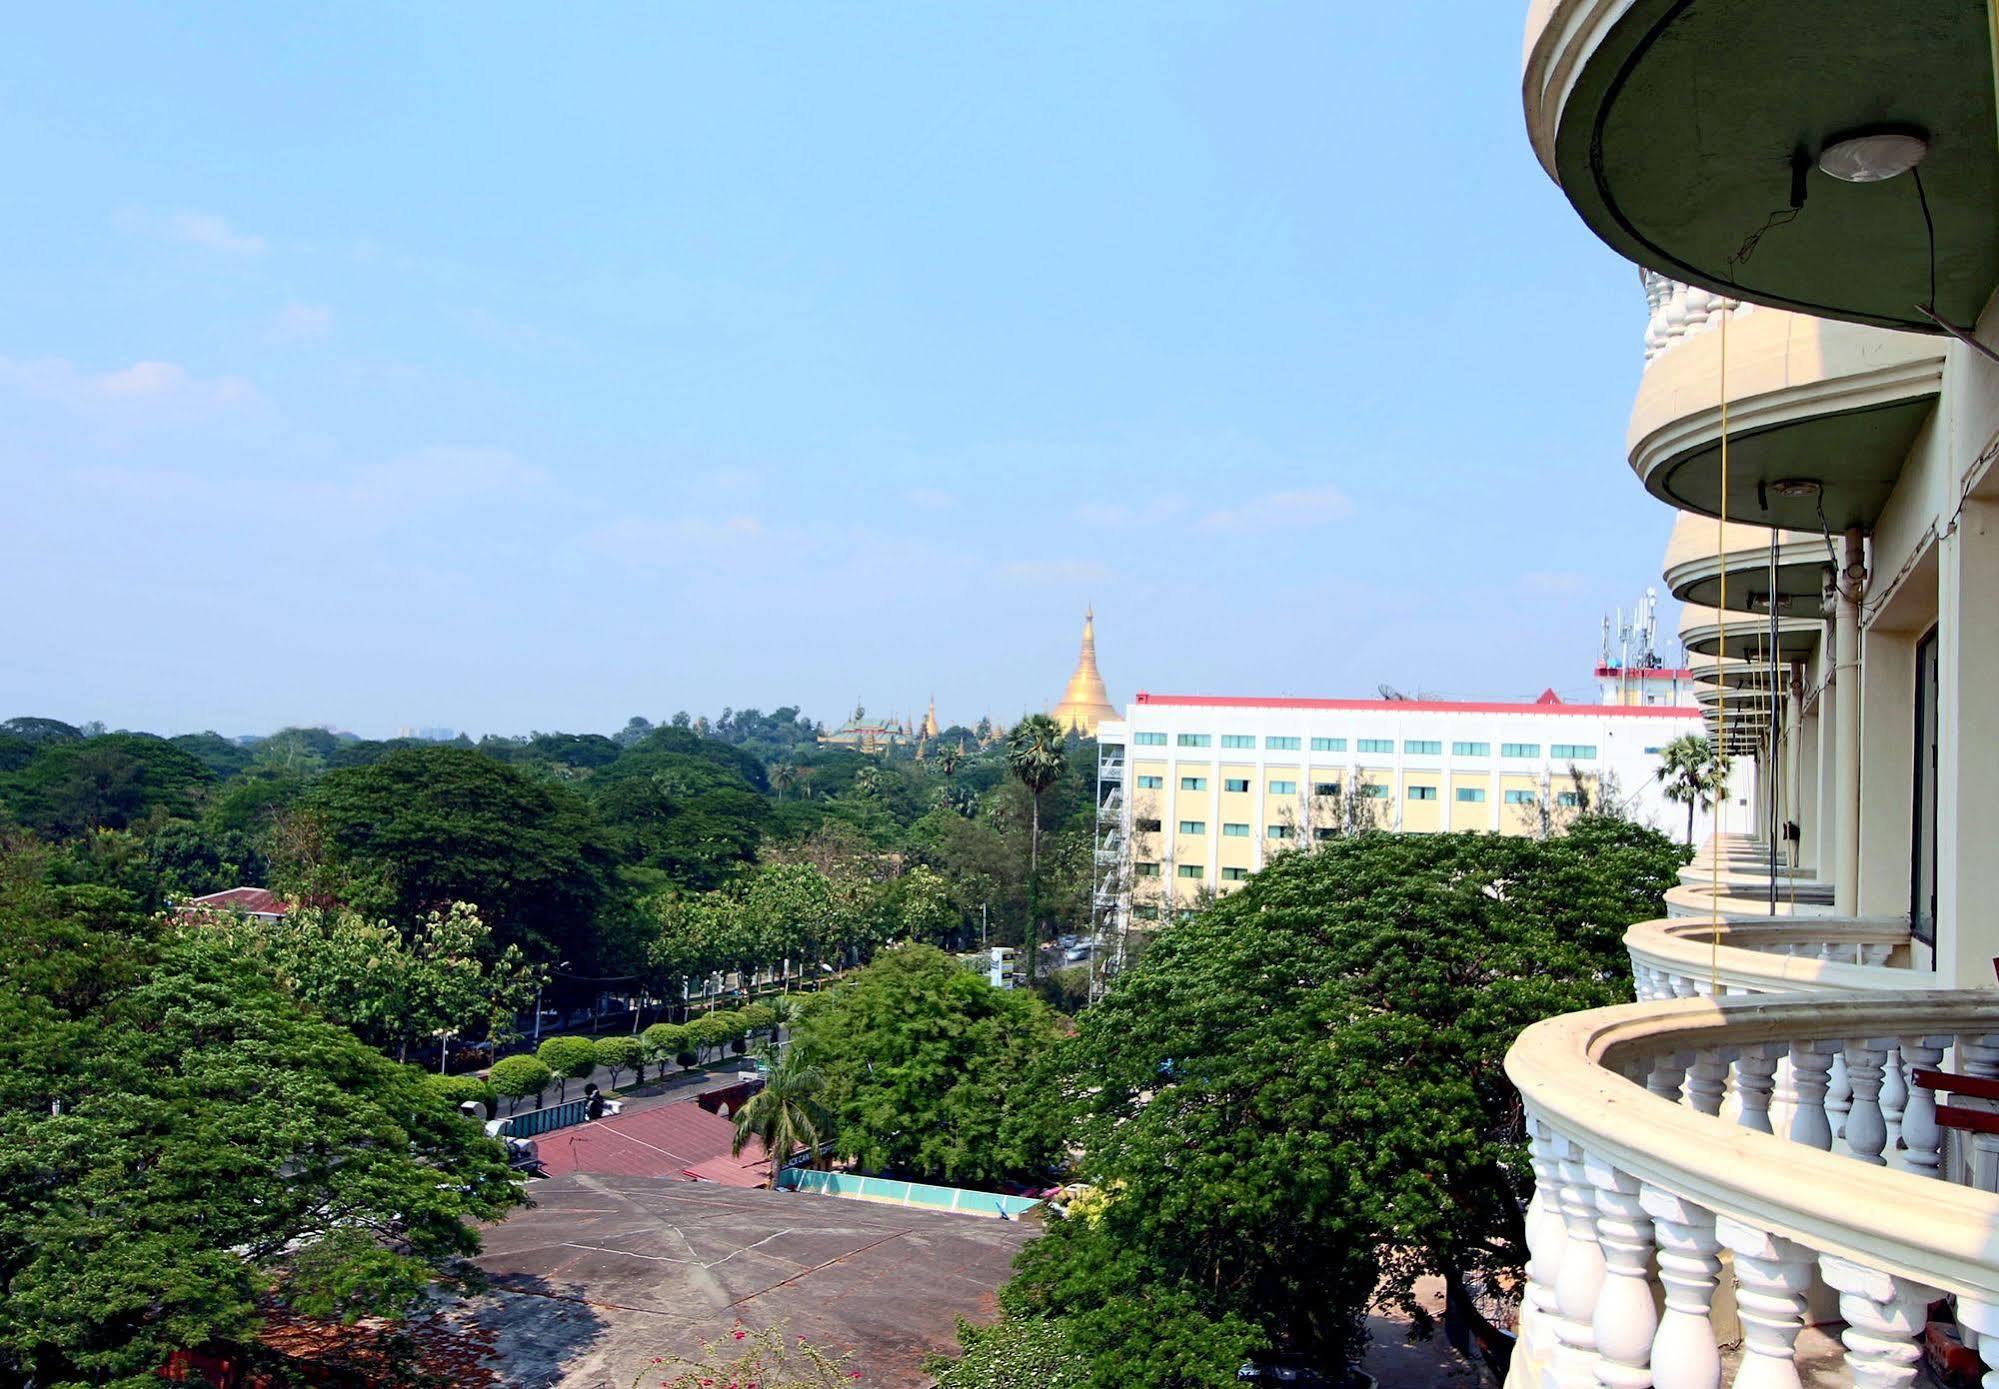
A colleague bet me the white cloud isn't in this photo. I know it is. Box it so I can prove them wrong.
[905,487,955,511]
[270,302,333,343]
[1076,496,1187,528]
[1198,484,1353,533]
[114,207,268,254]
[1001,557,1110,585]
[1519,570,1590,595]
[579,514,766,569]
[0,355,269,441]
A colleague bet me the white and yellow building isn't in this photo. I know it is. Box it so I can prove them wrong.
[1506,3,1999,1385]
[1096,682,1726,921]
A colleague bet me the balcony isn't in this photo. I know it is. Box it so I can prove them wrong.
[1678,602,1819,667]
[1662,511,1831,625]
[1521,1,1999,334]
[1628,295,1943,533]
[1507,989,1999,1387]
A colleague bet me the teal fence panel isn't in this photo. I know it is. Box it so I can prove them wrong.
[497,1098,587,1138]
[776,1168,1040,1218]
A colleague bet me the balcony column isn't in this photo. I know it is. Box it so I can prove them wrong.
[1832,529,1865,916]
[1821,1256,1933,1389]
[1939,498,1999,986]
[1784,674,1803,868]
[1880,1043,1907,1155]
[1827,1049,1853,1143]
[1586,1156,1656,1388]
[1898,1036,1949,1178]
[1640,1186,1722,1389]
[1718,1216,1814,1389]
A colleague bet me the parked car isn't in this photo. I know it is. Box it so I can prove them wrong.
[1064,944,1091,962]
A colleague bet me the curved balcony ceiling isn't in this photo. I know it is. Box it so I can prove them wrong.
[1679,601,1820,661]
[1688,655,1778,689]
[1695,681,1773,710]
[1523,0,1999,333]
[1630,309,1943,532]
[1660,511,1832,613]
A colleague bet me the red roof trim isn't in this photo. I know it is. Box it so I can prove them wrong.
[1131,693,1702,719]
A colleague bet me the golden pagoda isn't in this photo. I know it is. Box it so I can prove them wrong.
[922,696,939,740]
[1052,606,1118,736]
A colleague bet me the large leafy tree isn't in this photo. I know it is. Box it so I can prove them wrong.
[589,741,769,891]
[289,746,616,963]
[0,734,214,837]
[0,861,524,1387]
[791,945,1066,1186]
[993,819,1687,1381]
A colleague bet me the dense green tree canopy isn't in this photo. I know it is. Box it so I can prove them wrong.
[792,945,1067,1186]
[0,734,214,836]
[0,861,523,1388]
[290,746,617,962]
[990,819,1687,1381]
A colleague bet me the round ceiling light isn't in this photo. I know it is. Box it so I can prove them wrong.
[1818,128,1929,184]
[1771,477,1823,498]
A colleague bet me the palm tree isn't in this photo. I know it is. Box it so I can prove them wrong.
[935,743,962,781]
[732,1046,832,1179]
[1655,734,1728,845]
[770,761,799,802]
[1005,713,1068,982]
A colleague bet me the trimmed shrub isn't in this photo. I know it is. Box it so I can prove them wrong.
[489,1054,552,1113]
[595,1034,644,1089]
[642,1022,689,1070]
[536,1035,598,1100]
[427,1073,498,1120]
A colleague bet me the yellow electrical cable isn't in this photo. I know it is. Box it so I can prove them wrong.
[1713,303,1729,994]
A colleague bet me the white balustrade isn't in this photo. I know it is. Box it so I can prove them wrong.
[1640,271,1753,363]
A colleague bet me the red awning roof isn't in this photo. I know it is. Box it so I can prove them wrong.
[534,1100,772,1185]
[184,886,288,915]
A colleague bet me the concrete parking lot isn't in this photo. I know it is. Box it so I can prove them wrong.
[445,1172,1032,1387]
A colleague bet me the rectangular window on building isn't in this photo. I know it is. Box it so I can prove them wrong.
[1268,779,1297,795]
[1136,775,1163,789]
[1135,817,1161,833]
[1134,731,1167,746]
[1357,738,1394,753]
[1311,737,1346,752]
[1134,862,1161,878]
[1222,777,1250,793]
[1180,776,1207,791]
[1176,733,1211,747]
[1267,824,1294,840]
[1178,864,1205,880]
[1313,827,1337,841]
[1557,791,1582,807]
[1502,743,1541,759]
[1222,822,1250,837]
[1404,740,1442,755]
[1266,736,1301,750]
[1551,744,1599,760]
[1456,787,1487,803]
[1133,904,1160,921]
[1362,784,1390,799]
[1408,785,1439,801]
[1504,789,1536,805]
[1222,866,1249,881]
[1313,781,1340,797]
[1220,734,1255,749]
[1178,820,1205,835]
[1452,741,1490,757]
[1643,745,1665,755]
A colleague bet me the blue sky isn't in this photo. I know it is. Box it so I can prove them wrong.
[3,4,1675,739]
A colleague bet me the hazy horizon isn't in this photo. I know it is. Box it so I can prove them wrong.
[6,5,1676,739]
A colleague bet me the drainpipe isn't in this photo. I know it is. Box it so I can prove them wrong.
[1833,529,1867,916]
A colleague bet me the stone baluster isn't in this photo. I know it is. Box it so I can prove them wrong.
[1734,1045,1778,1134]
[1956,1295,1999,1389]
[1684,1049,1728,1117]
[1843,1040,1889,1166]
[1522,1118,1569,1345]
[1641,271,1670,362]
[1648,1051,1687,1106]
[1789,1040,1834,1150]
[1820,1256,1934,1389]
[1552,1139,1608,1385]
[1879,1042,1907,1156]
[1827,1046,1853,1142]
[1660,281,1690,349]
[1642,1186,1722,1388]
[1897,1036,1948,1179]
[1587,1156,1656,1388]
[1718,1215,1814,1389]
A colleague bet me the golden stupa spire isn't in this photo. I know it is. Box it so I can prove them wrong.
[923,695,939,740]
[1052,604,1118,736]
